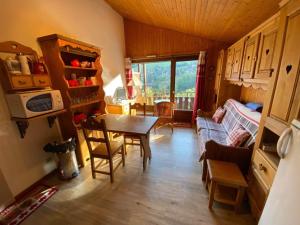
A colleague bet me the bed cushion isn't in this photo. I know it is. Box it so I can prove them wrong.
[198,129,228,159]
[212,107,226,123]
[196,117,226,132]
[226,125,250,147]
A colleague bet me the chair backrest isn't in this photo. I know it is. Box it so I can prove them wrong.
[154,101,174,118]
[129,103,146,116]
[81,117,112,156]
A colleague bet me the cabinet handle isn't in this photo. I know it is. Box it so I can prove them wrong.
[252,166,269,192]
[259,163,266,172]
[39,80,46,84]
[18,80,26,85]
[286,64,292,74]
[266,49,270,55]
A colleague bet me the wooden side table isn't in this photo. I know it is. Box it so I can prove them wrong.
[206,159,248,213]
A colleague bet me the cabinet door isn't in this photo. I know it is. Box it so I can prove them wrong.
[225,47,233,79]
[231,40,245,79]
[241,34,260,79]
[255,26,278,79]
[248,167,268,221]
[270,10,300,122]
[214,50,224,91]
[214,50,226,108]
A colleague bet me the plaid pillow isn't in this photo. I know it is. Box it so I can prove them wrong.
[212,107,226,123]
[226,125,250,147]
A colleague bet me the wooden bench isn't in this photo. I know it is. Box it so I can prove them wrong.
[206,159,248,213]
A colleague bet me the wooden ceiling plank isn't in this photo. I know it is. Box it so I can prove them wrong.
[105,0,280,42]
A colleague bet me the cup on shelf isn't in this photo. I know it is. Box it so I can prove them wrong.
[71,73,77,80]
[77,77,86,85]
[17,54,31,75]
[80,61,89,68]
[90,76,97,85]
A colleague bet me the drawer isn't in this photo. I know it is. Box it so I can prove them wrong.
[33,75,51,87]
[11,75,33,89]
[253,150,276,190]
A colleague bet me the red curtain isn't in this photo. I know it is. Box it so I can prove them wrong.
[192,51,206,123]
[125,58,133,99]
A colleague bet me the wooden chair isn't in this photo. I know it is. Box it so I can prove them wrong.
[81,117,125,183]
[124,103,146,157]
[154,101,174,133]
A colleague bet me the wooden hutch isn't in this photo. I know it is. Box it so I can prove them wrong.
[38,34,106,166]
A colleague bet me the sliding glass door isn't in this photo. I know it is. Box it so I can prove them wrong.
[132,56,198,114]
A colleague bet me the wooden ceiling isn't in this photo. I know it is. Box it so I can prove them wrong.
[105,0,281,42]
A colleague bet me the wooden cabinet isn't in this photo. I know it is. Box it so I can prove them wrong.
[213,50,226,109]
[231,40,245,80]
[32,75,51,87]
[222,14,280,89]
[241,34,260,79]
[247,167,268,221]
[255,24,278,79]
[252,150,276,190]
[225,47,233,79]
[0,41,51,91]
[11,75,33,89]
[270,9,300,123]
[248,3,300,221]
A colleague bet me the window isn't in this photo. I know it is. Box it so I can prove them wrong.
[132,61,171,104]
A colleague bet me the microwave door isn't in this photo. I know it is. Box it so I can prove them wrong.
[25,93,53,117]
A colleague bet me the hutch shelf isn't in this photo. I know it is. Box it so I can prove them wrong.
[37,34,106,166]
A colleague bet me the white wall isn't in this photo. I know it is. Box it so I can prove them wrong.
[0,0,125,196]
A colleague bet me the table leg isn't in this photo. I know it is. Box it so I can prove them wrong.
[140,132,151,171]
[235,187,245,213]
[208,180,216,209]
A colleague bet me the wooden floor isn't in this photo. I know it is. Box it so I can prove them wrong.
[24,128,256,225]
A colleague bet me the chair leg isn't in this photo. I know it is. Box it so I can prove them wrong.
[121,145,125,167]
[124,140,127,155]
[90,156,96,179]
[109,158,114,183]
[140,141,143,157]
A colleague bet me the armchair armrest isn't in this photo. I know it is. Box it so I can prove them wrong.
[201,140,253,180]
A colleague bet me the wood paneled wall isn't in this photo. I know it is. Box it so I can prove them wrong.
[124,19,227,58]
[124,19,228,111]
[240,86,267,104]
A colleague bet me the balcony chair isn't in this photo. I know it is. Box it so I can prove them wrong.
[81,117,125,183]
[154,101,174,134]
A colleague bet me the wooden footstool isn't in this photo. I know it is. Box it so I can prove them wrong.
[206,160,248,213]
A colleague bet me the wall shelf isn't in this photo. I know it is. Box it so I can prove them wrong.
[11,109,67,138]
[70,99,100,110]
[64,65,97,71]
[68,84,99,90]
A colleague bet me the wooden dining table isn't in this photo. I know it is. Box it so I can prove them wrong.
[96,114,158,170]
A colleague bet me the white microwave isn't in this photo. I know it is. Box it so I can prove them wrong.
[6,89,64,118]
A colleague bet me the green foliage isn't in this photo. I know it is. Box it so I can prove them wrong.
[132,60,197,97]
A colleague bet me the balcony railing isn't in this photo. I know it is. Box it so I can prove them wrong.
[143,94,195,110]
